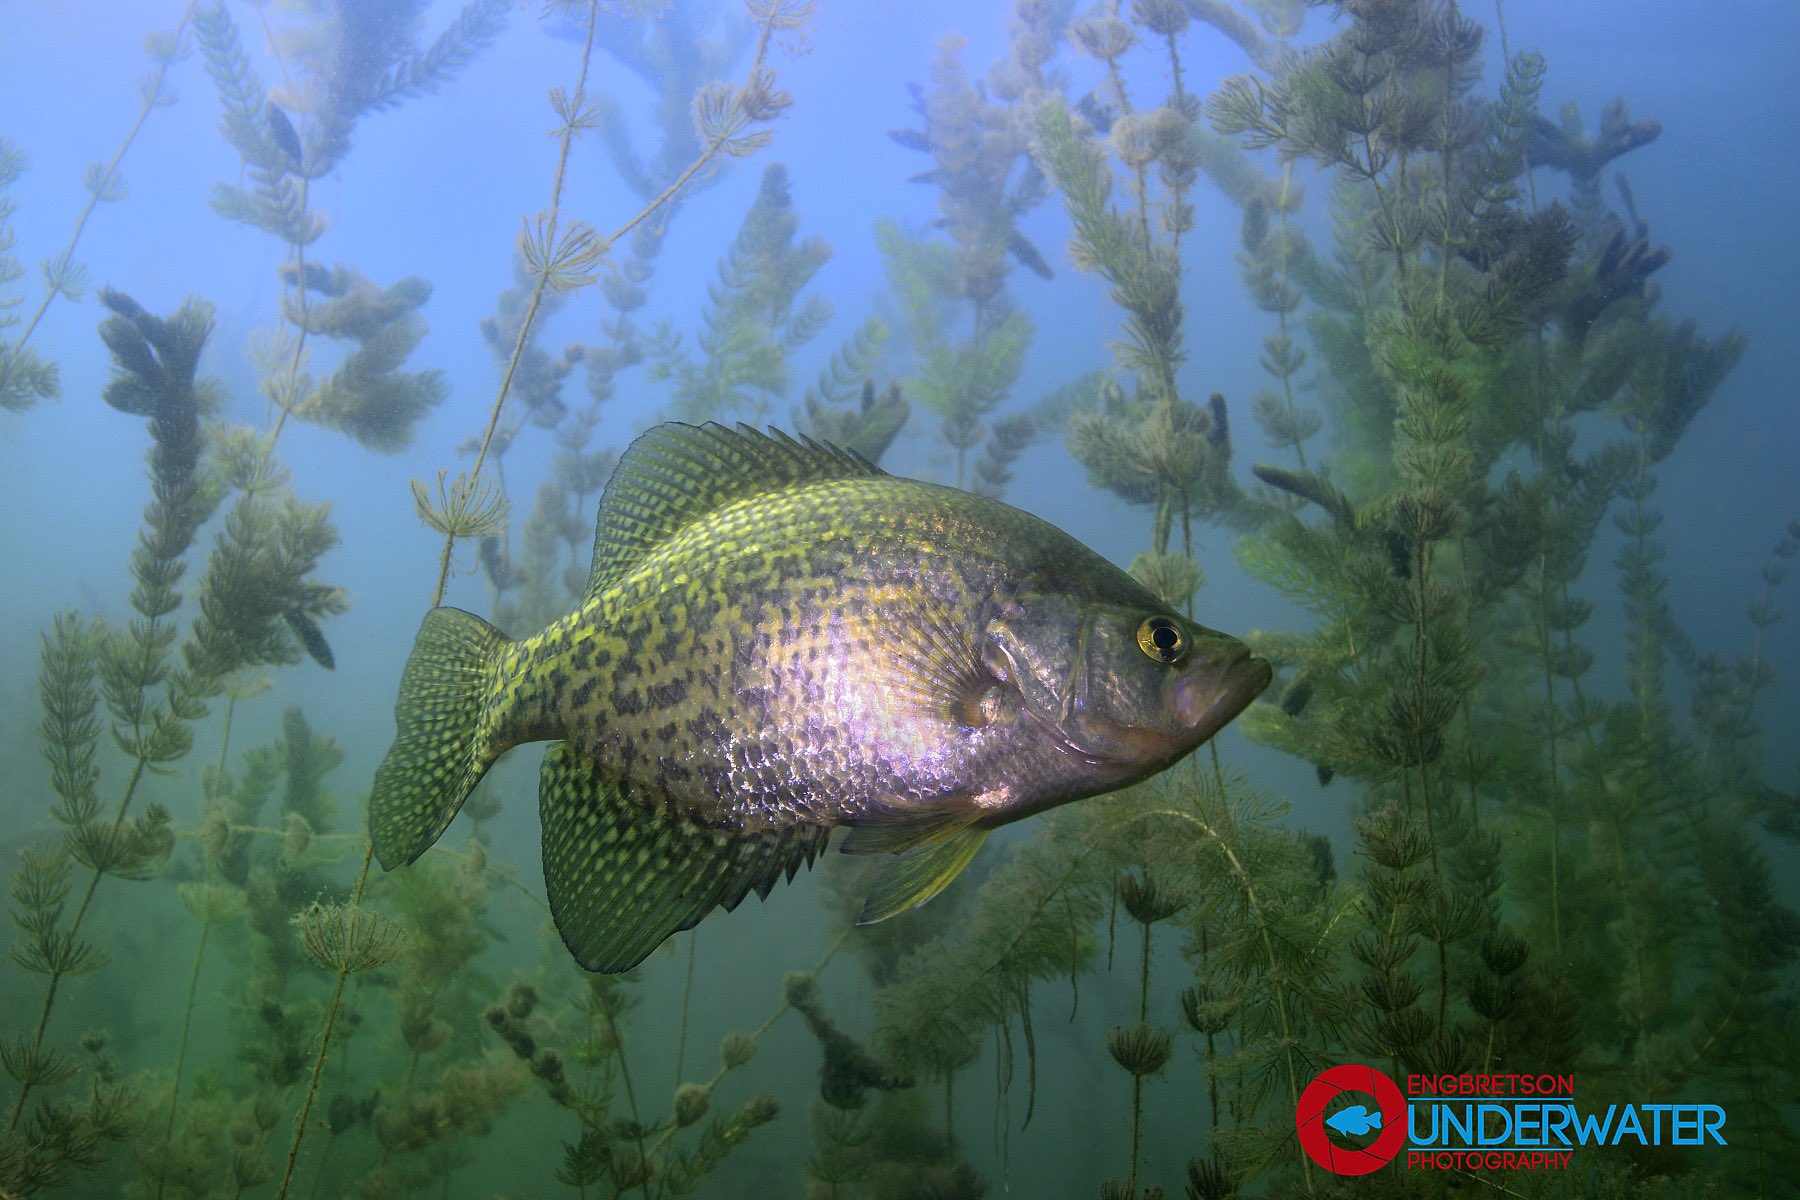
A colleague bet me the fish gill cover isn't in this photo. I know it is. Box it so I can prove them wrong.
[0,1,1795,1198]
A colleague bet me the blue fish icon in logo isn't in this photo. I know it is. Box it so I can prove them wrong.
[1324,1104,1383,1138]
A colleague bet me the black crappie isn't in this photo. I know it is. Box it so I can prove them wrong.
[370,422,1270,971]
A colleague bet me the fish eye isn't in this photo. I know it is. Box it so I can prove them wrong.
[1136,616,1186,664]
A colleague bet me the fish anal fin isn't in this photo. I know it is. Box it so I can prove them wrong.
[538,742,824,973]
[587,423,884,598]
[857,827,989,925]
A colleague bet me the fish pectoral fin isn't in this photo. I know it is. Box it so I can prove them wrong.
[857,827,989,925]
[871,597,996,727]
[539,742,826,973]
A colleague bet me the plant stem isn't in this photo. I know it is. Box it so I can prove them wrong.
[216,693,238,775]
[435,0,787,607]
[1160,803,1316,1197]
[3,5,192,364]
[275,839,375,1200]
[944,1073,955,1154]
[8,756,148,1132]
[674,928,697,1087]
[268,174,313,449]
[601,1000,652,1198]
[1537,554,1564,960]
[434,0,603,606]
[1127,915,1153,1191]
[155,921,211,1200]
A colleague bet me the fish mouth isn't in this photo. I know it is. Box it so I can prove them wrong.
[1033,651,1273,768]
[1174,650,1273,742]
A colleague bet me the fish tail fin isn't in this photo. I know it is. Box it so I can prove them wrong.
[370,607,512,869]
[1369,1111,1382,1129]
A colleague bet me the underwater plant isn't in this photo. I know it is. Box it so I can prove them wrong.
[829,1,1798,1194]
[2,2,1794,1197]
[879,29,1048,496]
[427,0,812,608]
[1179,0,1792,1190]
[273,264,448,452]
[652,162,833,424]
[1032,102,1241,568]
[0,13,188,415]
[480,963,795,1196]
[196,0,506,455]
[0,139,62,413]
[1,286,351,1193]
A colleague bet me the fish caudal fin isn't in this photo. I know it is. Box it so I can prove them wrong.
[539,742,828,972]
[370,607,510,870]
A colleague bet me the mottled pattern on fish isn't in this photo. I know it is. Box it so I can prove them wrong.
[370,423,1270,972]
[500,474,1096,831]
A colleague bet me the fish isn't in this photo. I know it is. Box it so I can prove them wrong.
[369,422,1270,972]
[1324,1105,1383,1138]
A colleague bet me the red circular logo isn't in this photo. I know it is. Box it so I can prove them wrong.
[1295,1064,1408,1175]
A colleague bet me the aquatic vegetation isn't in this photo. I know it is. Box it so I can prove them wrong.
[1110,870,1183,1194]
[786,970,912,1111]
[481,967,788,1195]
[0,15,187,415]
[881,30,1050,495]
[654,162,833,423]
[1,1,1793,1197]
[876,211,1035,493]
[803,373,911,467]
[0,139,60,412]
[1033,96,1245,563]
[574,0,762,430]
[196,0,507,468]
[436,0,809,608]
[154,879,247,1194]
[276,264,448,451]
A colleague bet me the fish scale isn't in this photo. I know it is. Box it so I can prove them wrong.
[515,477,1021,824]
[370,422,1270,971]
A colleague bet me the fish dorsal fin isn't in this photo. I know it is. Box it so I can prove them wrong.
[587,422,884,598]
[538,742,827,972]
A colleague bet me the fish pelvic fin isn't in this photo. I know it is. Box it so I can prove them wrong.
[370,607,511,870]
[857,825,989,925]
[539,742,828,973]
